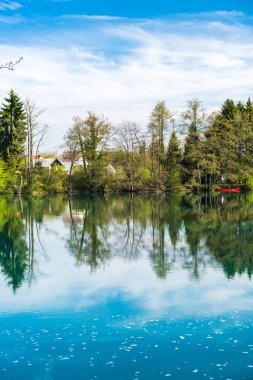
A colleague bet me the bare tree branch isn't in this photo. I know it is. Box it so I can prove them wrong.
[0,57,23,71]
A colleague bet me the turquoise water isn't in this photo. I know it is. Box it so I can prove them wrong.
[0,194,253,379]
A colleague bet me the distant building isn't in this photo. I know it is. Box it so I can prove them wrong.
[33,156,65,170]
[60,157,83,174]
[33,156,115,174]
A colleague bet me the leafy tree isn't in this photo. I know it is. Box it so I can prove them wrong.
[115,121,145,191]
[148,101,173,188]
[0,159,9,193]
[66,113,113,191]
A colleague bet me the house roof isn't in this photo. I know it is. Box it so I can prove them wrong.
[35,158,64,168]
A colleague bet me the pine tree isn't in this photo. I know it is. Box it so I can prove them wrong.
[182,99,206,186]
[246,98,253,122]
[204,98,250,186]
[205,115,237,186]
[0,90,26,163]
[165,131,182,189]
[221,99,236,120]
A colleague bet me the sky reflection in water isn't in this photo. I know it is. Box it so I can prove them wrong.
[0,193,253,379]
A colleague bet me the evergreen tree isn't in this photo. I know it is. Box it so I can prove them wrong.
[0,90,26,163]
[246,97,253,122]
[204,98,253,187]
[182,99,206,186]
[166,131,182,189]
[221,99,236,120]
[214,99,253,184]
[205,114,237,186]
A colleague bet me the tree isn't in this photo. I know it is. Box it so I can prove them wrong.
[24,98,48,189]
[63,126,80,191]
[0,159,9,193]
[0,90,26,163]
[148,101,173,188]
[165,131,182,189]
[182,99,206,186]
[246,97,253,123]
[204,98,253,188]
[221,99,236,120]
[69,112,113,191]
[115,121,143,191]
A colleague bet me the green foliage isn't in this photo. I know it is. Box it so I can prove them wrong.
[221,99,236,119]
[244,174,253,190]
[65,112,112,192]
[182,99,206,186]
[165,131,182,190]
[203,98,253,188]
[40,166,68,193]
[0,159,9,193]
[0,90,26,163]
[148,101,173,189]
[1,90,253,194]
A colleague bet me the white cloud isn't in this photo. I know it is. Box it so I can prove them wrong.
[0,0,21,10]
[1,16,253,150]
[63,14,125,21]
[0,217,252,319]
[0,14,23,23]
[209,10,244,18]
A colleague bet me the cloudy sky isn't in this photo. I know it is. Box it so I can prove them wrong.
[0,0,253,150]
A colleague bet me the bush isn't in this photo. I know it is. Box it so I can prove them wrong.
[244,174,253,190]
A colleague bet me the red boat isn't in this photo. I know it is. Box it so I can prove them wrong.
[215,188,241,193]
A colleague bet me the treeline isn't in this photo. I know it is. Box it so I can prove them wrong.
[1,89,253,193]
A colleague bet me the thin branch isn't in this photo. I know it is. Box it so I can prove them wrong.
[0,57,23,71]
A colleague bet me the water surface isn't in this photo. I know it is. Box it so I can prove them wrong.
[0,193,253,379]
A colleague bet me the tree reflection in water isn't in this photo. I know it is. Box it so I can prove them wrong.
[66,193,253,280]
[1,193,253,291]
[0,196,66,292]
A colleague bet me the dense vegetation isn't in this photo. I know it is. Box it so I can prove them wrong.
[1,89,253,193]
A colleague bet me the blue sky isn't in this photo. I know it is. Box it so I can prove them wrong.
[1,0,253,19]
[1,0,253,150]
